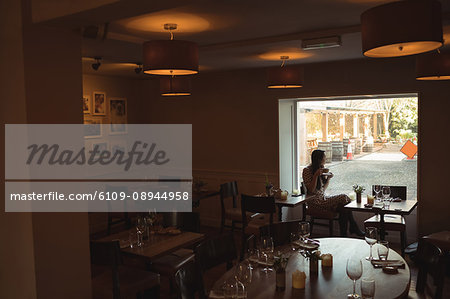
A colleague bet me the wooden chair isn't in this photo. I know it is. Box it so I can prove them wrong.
[220,181,245,233]
[174,259,206,299]
[416,238,446,299]
[194,233,237,273]
[162,212,200,233]
[301,182,339,236]
[259,220,302,247]
[240,194,275,257]
[151,212,200,298]
[364,186,407,256]
[90,240,160,299]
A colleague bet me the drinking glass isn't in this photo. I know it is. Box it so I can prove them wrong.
[365,227,378,261]
[346,257,363,298]
[260,236,274,273]
[361,278,375,299]
[377,241,389,261]
[299,222,310,243]
[135,216,146,247]
[373,185,381,202]
[382,186,391,200]
[290,232,299,251]
[234,262,252,287]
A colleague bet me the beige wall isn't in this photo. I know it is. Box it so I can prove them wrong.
[141,57,450,237]
[0,1,92,298]
[0,0,37,298]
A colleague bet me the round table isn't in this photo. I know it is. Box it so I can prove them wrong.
[212,238,410,299]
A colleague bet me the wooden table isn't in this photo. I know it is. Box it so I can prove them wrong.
[100,229,205,261]
[212,238,410,299]
[344,196,418,240]
[275,195,306,222]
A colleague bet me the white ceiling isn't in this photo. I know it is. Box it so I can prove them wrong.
[77,0,450,77]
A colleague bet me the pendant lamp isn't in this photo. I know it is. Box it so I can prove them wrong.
[143,24,198,75]
[267,56,303,88]
[160,76,191,96]
[361,0,443,58]
[416,51,450,80]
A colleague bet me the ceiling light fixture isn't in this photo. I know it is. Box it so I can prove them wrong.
[361,0,443,58]
[416,50,450,81]
[160,76,191,96]
[302,36,341,50]
[143,23,198,75]
[267,56,303,89]
[91,57,102,71]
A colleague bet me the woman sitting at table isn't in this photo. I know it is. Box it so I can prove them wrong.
[302,149,364,237]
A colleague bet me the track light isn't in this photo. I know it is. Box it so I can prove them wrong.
[91,57,102,71]
[135,63,143,74]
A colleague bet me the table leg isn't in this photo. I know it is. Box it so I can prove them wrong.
[379,213,386,240]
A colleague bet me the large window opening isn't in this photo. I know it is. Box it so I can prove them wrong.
[295,95,418,200]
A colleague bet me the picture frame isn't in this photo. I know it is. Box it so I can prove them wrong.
[92,91,106,115]
[110,139,127,156]
[83,95,91,114]
[109,123,127,135]
[91,141,109,159]
[83,118,102,138]
[109,98,128,135]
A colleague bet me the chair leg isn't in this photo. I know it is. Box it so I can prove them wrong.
[329,220,333,236]
[231,221,235,233]
[400,231,406,257]
[310,217,315,234]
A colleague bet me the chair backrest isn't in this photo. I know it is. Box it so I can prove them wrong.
[174,259,206,299]
[90,240,122,299]
[416,238,445,299]
[162,212,200,232]
[259,220,301,247]
[300,182,307,195]
[195,233,237,272]
[220,181,239,210]
[372,185,407,200]
[241,194,275,231]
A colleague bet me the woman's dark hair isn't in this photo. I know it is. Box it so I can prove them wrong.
[310,149,326,190]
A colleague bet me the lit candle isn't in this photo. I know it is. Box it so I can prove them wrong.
[281,191,288,200]
[367,195,375,205]
[292,189,300,195]
[321,254,333,267]
[292,270,306,289]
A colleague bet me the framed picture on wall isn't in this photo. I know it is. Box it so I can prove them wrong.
[91,141,108,159]
[84,118,102,138]
[83,95,91,114]
[109,98,127,135]
[92,91,106,115]
[110,123,127,135]
[109,98,127,121]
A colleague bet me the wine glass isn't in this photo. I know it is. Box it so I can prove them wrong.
[361,278,375,299]
[290,232,299,251]
[377,241,389,261]
[135,216,146,247]
[299,222,311,243]
[373,185,381,202]
[234,262,252,287]
[260,236,274,273]
[382,186,391,200]
[346,257,363,298]
[365,227,378,261]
